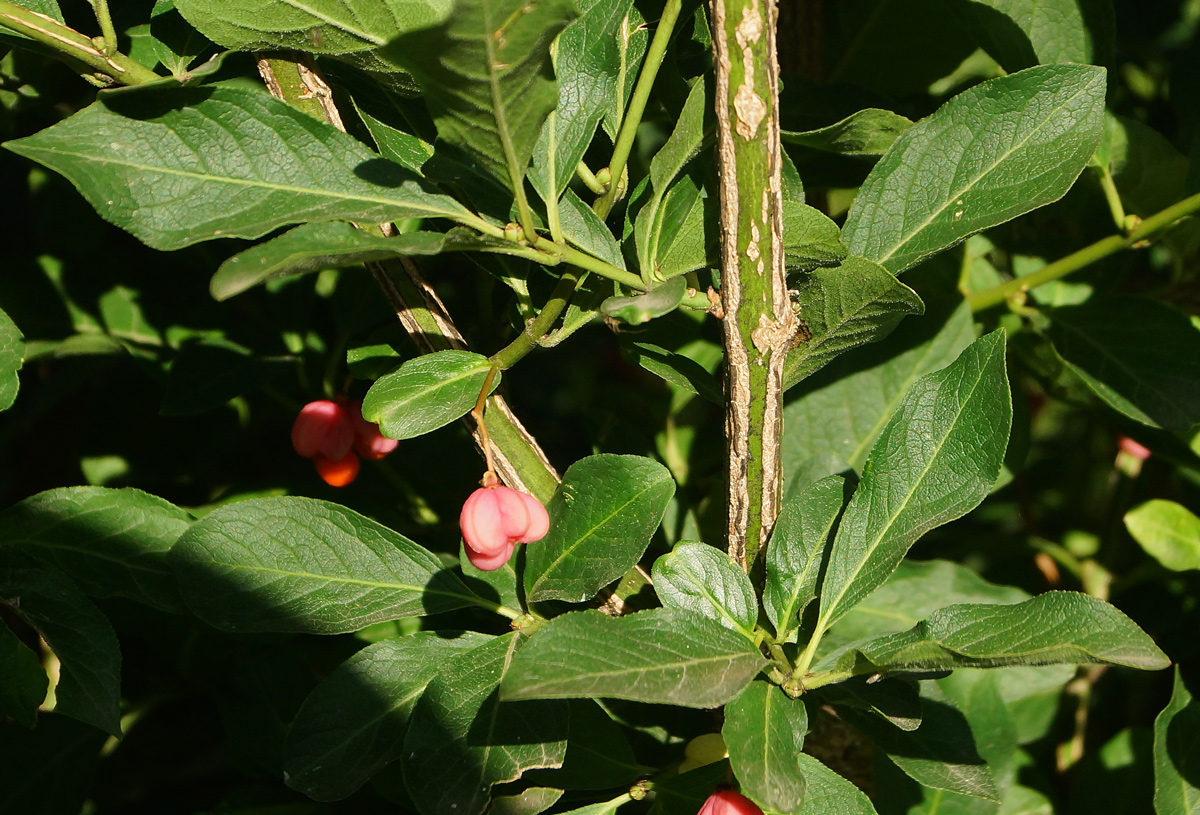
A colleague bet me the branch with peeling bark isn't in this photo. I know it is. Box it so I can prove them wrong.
[711,0,793,573]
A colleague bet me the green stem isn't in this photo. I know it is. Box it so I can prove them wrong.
[0,1,160,85]
[711,0,793,573]
[491,271,583,369]
[87,0,117,55]
[968,191,1200,312]
[577,160,606,195]
[1095,164,1127,231]
[594,0,684,220]
[533,237,647,290]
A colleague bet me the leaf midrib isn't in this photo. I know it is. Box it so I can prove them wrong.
[8,145,468,220]
[874,73,1100,267]
[818,342,996,631]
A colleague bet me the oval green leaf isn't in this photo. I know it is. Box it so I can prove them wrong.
[169,496,478,633]
[723,681,809,813]
[525,454,675,603]
[652,542,757,638]
[362,350,497,441]
[0,306,23,411]
[1125,499,1200,573]
[843,64,1106,273]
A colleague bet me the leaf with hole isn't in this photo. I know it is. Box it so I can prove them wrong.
[843,64,1106,273]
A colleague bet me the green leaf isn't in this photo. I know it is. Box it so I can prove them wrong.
[794,752,878,815]
[150,0,209,77]
[628,342,723,405]
[723,681,809,813]
[381,0,576,191]
[355,100,435,174]
[210,224,492,300]
[0,568,122,736]
[0,486,191,614]
[501,608,766,707]
[362,350,498,441]
[822,677,923,732]
[962,0,1114,71]
[169,497,478,633]
[491,789,563,815]
[814,331,1012,634]
[0,713,107,815]
[175,0,446,76]
[842,64,1106,273]
[1047,297,1200,431]
[652,542,757,638]
[402,633,568,815]
[656,175,717,279]
[765,475,846,642]
[4,87,470,251]
[637,80,708,276]
[1095,115,1190,217]
[283,631,491,801]
[0,621,48,728]
[842,698,999,801]
[652,762,730,815]
[602,277,688,326]
[1125,500,1200,573]
[525,454,675,603]
[784,256,924,389]
[525,698,644,790]
[162,338,290,416]
[782,109,913,158]
[1154,668,1200,815]
[783,202,848,273]
[529,0,634,201]
[848,591,1170,672]
[559,189,627,271]
[782,300,976,483]
[0,306,23,411]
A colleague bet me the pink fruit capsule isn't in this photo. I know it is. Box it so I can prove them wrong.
[349,400,399,460]
[697,791,763,815]
[292,400,354,460]
[460,484,550,570]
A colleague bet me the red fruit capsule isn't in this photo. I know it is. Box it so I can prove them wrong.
[349,400,399,461]
[292,400,354,460]
[697,791,763,815]
[315,450,361,487]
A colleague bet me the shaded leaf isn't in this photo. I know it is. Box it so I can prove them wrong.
[1125,500,1200,573]
[0,569,122,736]
[150,0,210,77]
[1047,297,1200,431]
[843,64,1106,273]
[162,338,290,416]
[525,455,675,603]
[723,681,809,813]
[402,634,568,815]
[382,0,576,191]
[784,256,924,389]
[795,752,878,814]
[842,698,999,801]
[783,202,848,273]
[814,331,1012,634]
[782,108,913,158]
[0,306,23,411]
[0,621,47,728]
[491,788,563,815]
[560,189,627,271]
[782,300,976,483]
[0,713,107,815]
[962,0,1114,71]
[765,475,846,641]
[629,342,723,404]
[0,486,190,614]
[362,350,498,441]
[501,608,766,708]
[169,497,478,633]
[5,87,469,251]
[529,0,634,201]
[652,542,757,638]
[525,698,644,790]
[211,225,499,300]
[849,591,1170,672]
[1154,668,1200,815]
[284,631,491,801]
